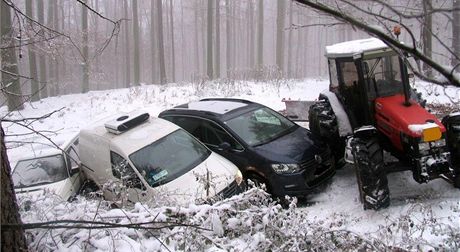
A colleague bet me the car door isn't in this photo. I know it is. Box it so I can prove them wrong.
[109,151,149,205]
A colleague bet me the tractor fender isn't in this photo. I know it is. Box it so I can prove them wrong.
[319,90,353,137]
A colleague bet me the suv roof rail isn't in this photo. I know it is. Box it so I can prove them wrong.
[199,98,254,104]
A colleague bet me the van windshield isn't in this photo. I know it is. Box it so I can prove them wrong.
[12,154,68,188]
[129,129,211,187]
[225,107,297,146]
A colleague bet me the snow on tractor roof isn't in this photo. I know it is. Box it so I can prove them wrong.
[325,38,388,58]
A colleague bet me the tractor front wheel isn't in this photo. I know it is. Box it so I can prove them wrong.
[351,136,390,210]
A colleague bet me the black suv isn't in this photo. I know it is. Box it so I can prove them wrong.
[159,98,335,198]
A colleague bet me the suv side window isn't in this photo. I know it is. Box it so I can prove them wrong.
[163,116,243,150]
[201,121,243,150]
[110,151,145,190]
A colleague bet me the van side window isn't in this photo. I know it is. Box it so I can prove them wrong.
[110,151,145,190]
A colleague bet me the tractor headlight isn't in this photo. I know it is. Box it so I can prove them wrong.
[271,164,301,174]
[433,139,446,147]
[418,142,430,152]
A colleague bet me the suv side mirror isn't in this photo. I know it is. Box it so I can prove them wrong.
[218,142,231,152]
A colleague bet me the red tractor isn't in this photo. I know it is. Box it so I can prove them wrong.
[308,38,460,210]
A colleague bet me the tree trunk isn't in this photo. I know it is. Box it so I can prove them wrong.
[248,0,254,69]
[276,0,286,75]
[287,0,293,78]
[206,0,214,79]
[25,0,39,102]
[1,2,24,111]
[194,1,201,75]
[47,0,56,96]
[256,0,263,69]
[150,0,157,84]
[157,0,167,84]
[81,0,89,92]
[169,0,176,83]
[422,0,432,77]
[53,0,60,95]
[123,0,131,87]
[452,0,460,68]
[1,124,28,251]
[215,0,221,78]
[37,0,48,98]
[226,0,232,76]
[132,0,141,86]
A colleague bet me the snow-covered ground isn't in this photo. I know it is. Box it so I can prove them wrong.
[2,79,459,251]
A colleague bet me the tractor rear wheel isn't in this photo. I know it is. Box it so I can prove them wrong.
[308,100,344,166]
[351,136,390,210]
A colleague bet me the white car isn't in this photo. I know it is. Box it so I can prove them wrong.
[79,111,244,206]
[11,134,83,202]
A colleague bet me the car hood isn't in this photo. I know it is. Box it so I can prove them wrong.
[14,178,73,201]
[253,127,324,163]
[152,152,240,204]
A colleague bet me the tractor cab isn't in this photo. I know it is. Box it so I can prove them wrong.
[325,38,409,128]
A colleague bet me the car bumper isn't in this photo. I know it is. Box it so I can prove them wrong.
[270,150,336,197]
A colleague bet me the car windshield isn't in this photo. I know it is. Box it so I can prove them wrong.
[225,107,297,146]
[12,154,68,188]
[129,129,211,187]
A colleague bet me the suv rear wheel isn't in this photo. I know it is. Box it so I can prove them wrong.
[351,136,390,210]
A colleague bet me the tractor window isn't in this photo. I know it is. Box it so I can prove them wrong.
[328,59,339,90]
[363,55,403,98]
[339,62,359,88]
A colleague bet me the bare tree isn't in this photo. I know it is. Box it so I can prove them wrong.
[1,124,28,251]
[123,0,131,87]
[206,0,214,79]
[169,0,176,83]
[453,0,460,68]
[36,0,48,98]
[226,0,232,75]
[150,0,157,84]
[25,0,39,102]
[276,0,286,74]
[215,0,221,78]
[132,0,141,86]
[82,0,89,92]
[422,0,433,77]
[256,0,263,69]
[1,0,24,111]
[157,0,167,84]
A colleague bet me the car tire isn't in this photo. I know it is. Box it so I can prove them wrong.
[246,173,269,191]
[351,136,390,210]
[308,99,345,167]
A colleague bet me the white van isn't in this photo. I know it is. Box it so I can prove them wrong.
[79,111,243,206]
[11,134,82,202]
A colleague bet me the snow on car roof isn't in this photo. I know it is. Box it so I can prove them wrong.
[186,100,247,114]
[325,38,388,58]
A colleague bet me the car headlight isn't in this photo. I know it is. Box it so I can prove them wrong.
[235,170,243,185]
[271,164,301,174]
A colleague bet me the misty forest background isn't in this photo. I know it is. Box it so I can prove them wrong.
[1,0,459,109]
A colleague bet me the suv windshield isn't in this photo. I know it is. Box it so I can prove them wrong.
[12,154,68,188]
[225,107,296,146]
[129,129,211,187]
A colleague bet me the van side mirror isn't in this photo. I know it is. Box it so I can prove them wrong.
[408,73,414,78]
[218,142,231,152]
[70,163,81,175]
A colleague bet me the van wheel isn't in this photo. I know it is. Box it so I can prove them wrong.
[79,180,102,199]
[351,136,390,210]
